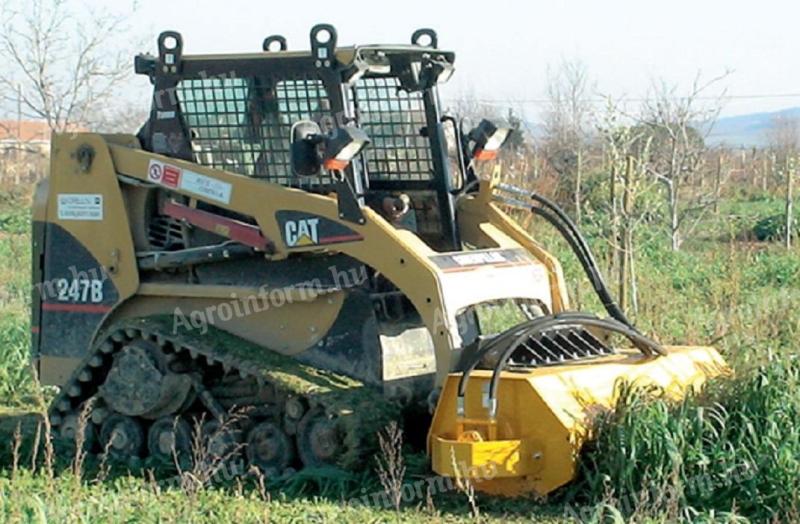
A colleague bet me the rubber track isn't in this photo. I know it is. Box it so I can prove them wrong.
[48,316,399,469]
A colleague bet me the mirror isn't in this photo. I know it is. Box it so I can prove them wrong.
[290,120,323,176]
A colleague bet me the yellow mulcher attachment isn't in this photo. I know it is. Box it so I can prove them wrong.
[428,182,730,497]
[429,345,728,497]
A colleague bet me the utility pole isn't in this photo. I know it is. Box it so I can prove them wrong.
[618,156,633,312]
[787,156,795,250]
[714,151,723,214]
[17,83,23,165]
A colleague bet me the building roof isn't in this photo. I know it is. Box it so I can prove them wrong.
[0,120,52,143]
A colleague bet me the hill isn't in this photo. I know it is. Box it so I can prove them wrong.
[707,107,800,148]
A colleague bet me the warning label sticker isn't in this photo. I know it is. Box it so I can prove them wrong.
[148,161,164,183]
[57,194,104,221]
[147,159,232,204]
[180,170,231,204]
[162,165,182,188]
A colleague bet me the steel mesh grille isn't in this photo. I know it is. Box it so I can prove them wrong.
[176,76,330,187]
[504,327,615,368]
[355,77,433,182]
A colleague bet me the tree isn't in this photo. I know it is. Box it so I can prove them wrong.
[0,0,139,132]
[766,114,799,154]
[639,73,729,251]
[542,59,594,224]
[766,115,799,249]
[596,98,659,314]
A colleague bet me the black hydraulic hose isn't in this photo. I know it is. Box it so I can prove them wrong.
[458,312,595,378]
[531,193,602,275]
[495,184,634,329]
[457,312,604,397]
[530,205,633,327]
[529,192,633,328]
[456,312,665,399]
[451,185,669,419]
[485,316,666,413]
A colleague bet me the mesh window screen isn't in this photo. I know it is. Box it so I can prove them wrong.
[176,76,330,187]
[355,77,433,182]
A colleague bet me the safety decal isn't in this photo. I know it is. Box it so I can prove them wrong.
[430,248,534,272]
[57,194,103,221]
[148,159,232,204]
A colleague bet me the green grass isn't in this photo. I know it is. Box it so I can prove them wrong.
[0,470,422,523]
[565,357,800,521]
[0,188,799,522]
[0,194,36,408]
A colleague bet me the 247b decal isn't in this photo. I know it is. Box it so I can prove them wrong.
[55,278,105,303]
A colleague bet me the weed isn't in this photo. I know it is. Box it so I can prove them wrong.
[375,421,406,512]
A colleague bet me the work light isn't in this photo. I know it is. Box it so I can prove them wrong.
[468,119,512,161]
[321,126,371,171]
[290,121,370,176]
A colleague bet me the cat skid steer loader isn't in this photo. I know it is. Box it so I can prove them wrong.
[31,25,728,496]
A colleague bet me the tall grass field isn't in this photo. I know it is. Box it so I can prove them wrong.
[0,185,798,523]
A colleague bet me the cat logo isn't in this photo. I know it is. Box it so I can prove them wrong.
[284,217,320,247]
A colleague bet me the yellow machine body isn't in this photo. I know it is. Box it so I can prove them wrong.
[429,346,729,497]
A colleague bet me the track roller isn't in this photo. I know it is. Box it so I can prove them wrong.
[100,414,145,458]
[296,409,342,467]
[147,416,193,462]
[201,419,242,461]
[246,421,295,473]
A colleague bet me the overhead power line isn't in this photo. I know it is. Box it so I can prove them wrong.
[444,93,800,106]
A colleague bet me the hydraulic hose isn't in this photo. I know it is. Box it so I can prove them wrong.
[495,184,634,329]
[482,315,665,417]
[451,186,670,418]
[457,311,599,380]
[530,205,632,327]
[456,312,664,400]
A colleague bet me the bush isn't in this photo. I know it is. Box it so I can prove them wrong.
[0,189,31,235]
[751,214,786,241]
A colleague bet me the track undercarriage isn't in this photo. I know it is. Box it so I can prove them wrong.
[50,317,397,475]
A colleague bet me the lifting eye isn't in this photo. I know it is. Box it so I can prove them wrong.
[163,36,178,50]
[262,35,287,52]
[309,23,338,67]
[315,29,332,44]
[411,28,438,49]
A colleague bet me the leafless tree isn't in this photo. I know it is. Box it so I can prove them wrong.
[542,59,594,224]
[766,115,799,248]
[766,114,800,154]
[639,72,729,250]
[596,98,659,314]
[0,0,139,132]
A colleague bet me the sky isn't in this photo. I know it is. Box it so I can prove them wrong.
[13,0,800,119]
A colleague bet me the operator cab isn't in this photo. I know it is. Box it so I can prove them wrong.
[135,25,508,252]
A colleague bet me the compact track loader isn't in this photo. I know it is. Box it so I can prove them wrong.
[31,25,728,496]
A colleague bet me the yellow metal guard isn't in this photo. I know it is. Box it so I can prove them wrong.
[429,346,729,497]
